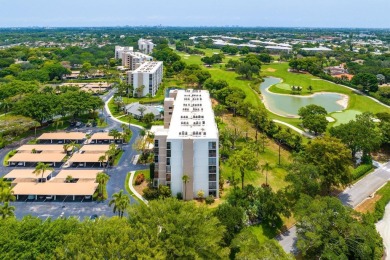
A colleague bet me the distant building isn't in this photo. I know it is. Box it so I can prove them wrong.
[115,46,134,59]
[151,89,219,200]
[127,61,163,97]
[138,38,154,54]
[264,46,292,54]
[122,52,153,70]
[301,46,332,52]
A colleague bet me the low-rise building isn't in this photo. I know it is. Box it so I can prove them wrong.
[125,102,162,120]
[151,89,219,200]
[127,61,163,97]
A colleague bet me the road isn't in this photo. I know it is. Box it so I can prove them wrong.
[0,89,149,220]
[277,161,390,254]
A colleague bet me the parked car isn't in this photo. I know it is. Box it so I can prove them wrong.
[90,214,99,221]
[46,195,53,200]
[27,195,35,200]
[85,195,91,199]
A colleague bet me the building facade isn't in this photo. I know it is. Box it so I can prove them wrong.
[114,46,134,60]
[138,38,154,54]
[127,61,163,97]
[152,89,219,200]
[122,52,153,69]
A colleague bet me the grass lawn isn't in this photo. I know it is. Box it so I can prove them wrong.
[275,83,291,91]
[219,114,291,191]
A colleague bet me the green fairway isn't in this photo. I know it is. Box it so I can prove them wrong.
[331,110,362,126]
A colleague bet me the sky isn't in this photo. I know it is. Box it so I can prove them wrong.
[0,0,389,28]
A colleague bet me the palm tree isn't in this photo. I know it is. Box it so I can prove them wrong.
[127,114,133,129]
[68,141,81,154]
[137,106,146,119]
[98,155,107,168]
[182,175,190,200]
[54,120,64,131]
[109,190,130,218]
[0,202,15,219]
[0,187,15,203]
[96,172,110,198]
[33,162,53,183]
[63,143,70,154]
[109,129,121,143]
[261,162,272,186]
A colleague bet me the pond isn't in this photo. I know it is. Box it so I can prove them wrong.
[259,77,347,117]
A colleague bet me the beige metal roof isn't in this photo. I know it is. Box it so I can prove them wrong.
[16,145,66,152]
[3,169,53,179]
[12,182,98,196]
[8,153,66,162]
[56,170,101,179]
[38,132,86,140]
[90,132,115,140]
[80,145,110,153]
[68,153,106,163]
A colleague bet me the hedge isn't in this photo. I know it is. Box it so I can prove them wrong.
[352,164,373,181]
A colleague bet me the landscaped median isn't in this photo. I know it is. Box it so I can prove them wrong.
[125,171,149,204]
[3,150,17,166]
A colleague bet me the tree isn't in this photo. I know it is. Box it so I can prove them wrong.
[0,202,15,219]
[231,229,292,260]
[304,135,352,194]
[128,198,229,259]
[98,155,107,168]
[137,106,146,118]
[143,113,155,127]
[330,112,382,163]
[295,196,383,259]
[302,114,328,135]
[229,147,258,189]
[307,85,313,93]
[182,175,190,200]
[298,104,327,119]
[96,172,110,198]
[213,203,245,245]
[33,162,53,183]
[352,72,379,92]
[109,190,130,218]
[108,129,122,143]
[261,162,272,186]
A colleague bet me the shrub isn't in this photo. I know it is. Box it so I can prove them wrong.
[205,195,215,205]
[135,173,145,185]
[352,164,373,180]
[176,192,183,200]
[372,183,390,222]
[143,187,159,200]
[197,190,205,201]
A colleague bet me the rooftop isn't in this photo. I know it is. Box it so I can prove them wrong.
[68,153,106,163]
[132,61,163,74]
[166,89,218,139]
[8,153,66,163]
[12,182,98,196]
[55,169,101,179]
[16,145,67,152]
[38,132,86,140]
[80,145,111,153]
[89,132,114,140]
[3,169,53,180]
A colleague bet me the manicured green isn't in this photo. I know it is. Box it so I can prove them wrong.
[275,83,291,91]
[330,110,362,126]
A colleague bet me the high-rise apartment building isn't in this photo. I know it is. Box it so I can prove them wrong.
[127,61,163,97]
[122,52,153,70]
[138,38,154,54]
[114,46,134,59]
[151,89,219,200]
